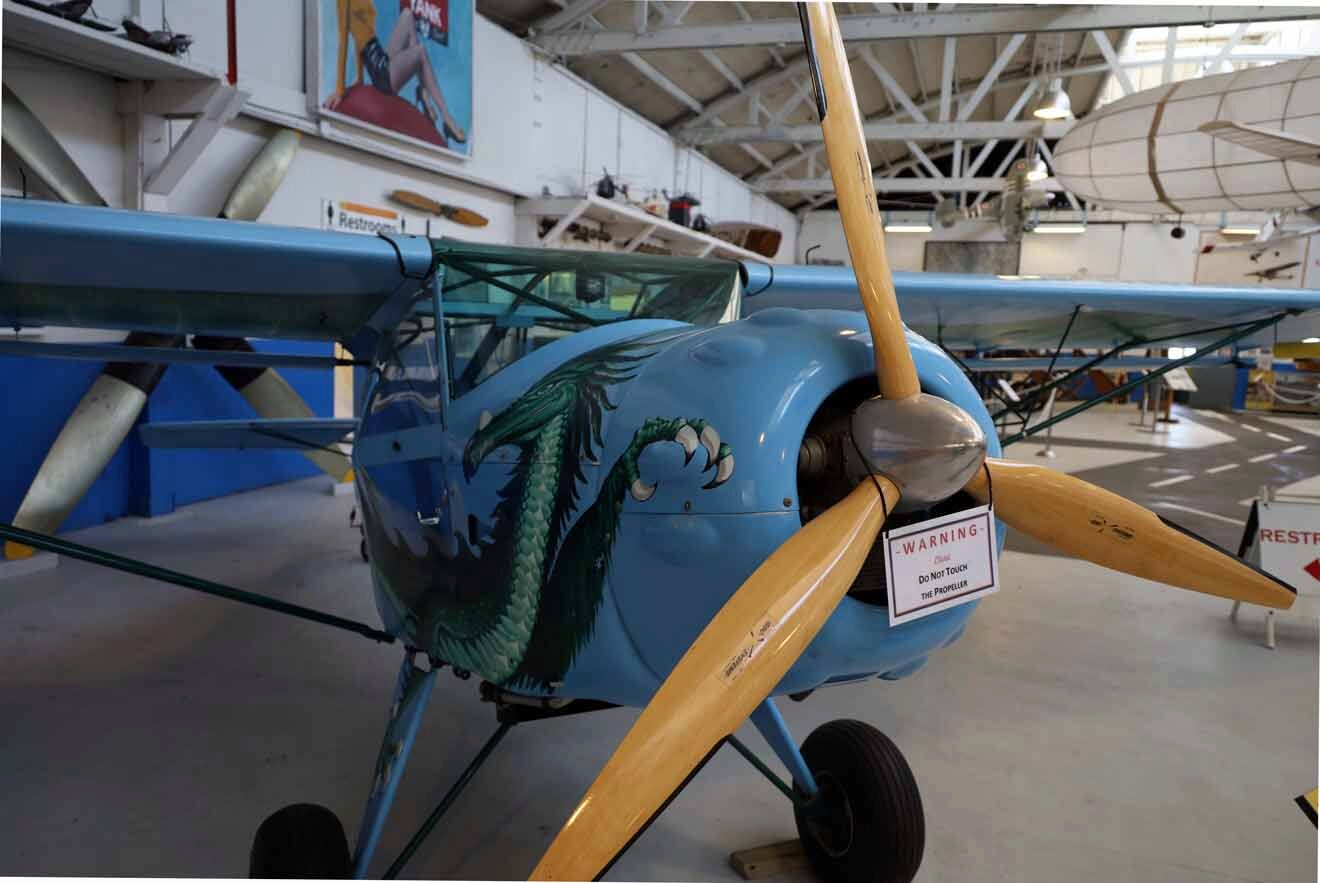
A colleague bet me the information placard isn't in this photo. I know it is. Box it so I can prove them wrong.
[884,504,999,625]
[1256,500,1320,594]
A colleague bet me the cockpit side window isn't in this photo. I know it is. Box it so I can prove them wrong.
[366,289,444,429]
[435,242,738,400]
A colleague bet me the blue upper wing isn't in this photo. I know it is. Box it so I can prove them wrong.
[742,262,1320,349]
[6,198,1318,354]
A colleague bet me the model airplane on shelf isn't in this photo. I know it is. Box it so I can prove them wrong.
[9,0,115,30]
[0,5,1314,881]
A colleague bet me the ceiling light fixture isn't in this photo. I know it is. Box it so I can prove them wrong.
[884,223,933,233]
[1025,155,1049,182]
[1033,78,1072,120]
[1220,226,1262,236]
[1031,223,1086,234]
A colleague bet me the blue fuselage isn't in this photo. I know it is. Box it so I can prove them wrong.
[353,307,1003,709]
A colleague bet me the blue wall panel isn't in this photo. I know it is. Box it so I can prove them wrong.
[1,340,335,531]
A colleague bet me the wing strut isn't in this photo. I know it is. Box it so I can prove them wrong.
[948,311,1292,446]
[0,521,395,644]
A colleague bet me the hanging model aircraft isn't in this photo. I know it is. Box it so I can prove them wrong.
[1198,206,1320,260]
[934,156,1051,241]
[1246,260,1302,281]
[0,5,1314,881]
[1053,57,1320,220]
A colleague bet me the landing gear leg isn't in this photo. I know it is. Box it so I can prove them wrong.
[351,653,439,877]
[247,652,437,879]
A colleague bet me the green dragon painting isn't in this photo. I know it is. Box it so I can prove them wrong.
[362,331,734,690]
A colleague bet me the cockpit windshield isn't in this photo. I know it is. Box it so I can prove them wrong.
[434,240,740,398]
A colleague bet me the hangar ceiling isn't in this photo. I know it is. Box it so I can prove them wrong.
[477,2,1320,212]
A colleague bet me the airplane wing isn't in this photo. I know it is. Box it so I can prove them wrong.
[0,198,433,352]
[741,262,1320,350]
[7,197,1320,358]
[1198,120,1320,166]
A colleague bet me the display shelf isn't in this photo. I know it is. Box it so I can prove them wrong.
[3,0,222,82]
[516,193,776,263]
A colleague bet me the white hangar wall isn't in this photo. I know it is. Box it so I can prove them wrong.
[1,3,796,257]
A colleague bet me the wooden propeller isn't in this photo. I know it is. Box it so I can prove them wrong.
[388,189,490,227]
[807,1,919,400]
[530,477,896,880]
[966,460,1295,609]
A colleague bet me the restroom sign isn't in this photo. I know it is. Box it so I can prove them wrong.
[1256,500,1320,591]
[323,200,402,235]
[884,504,999,625]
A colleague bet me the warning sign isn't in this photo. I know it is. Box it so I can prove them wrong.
[884,504,998,626]
[1256,500,1320,593]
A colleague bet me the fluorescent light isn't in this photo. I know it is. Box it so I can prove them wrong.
[996,274,1042,280]
[1220,226,1261,236]
[1031,224,1086,234]
[1303,337,1320,344]
[884,223,932,233]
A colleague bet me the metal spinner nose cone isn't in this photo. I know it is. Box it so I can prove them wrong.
[848,394,987,508]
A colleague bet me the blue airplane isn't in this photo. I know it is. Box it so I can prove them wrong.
[0,5,1313,876]
[1,190,1310,881]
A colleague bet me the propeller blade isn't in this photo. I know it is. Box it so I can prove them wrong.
[965,459,1296,609]
[220,128,301,222]
[1,83,106,206]
[805,1,919,400]
[388,188,444,214]
[210,132,353,480]
[441,205,490,228]
[531,477,897,881]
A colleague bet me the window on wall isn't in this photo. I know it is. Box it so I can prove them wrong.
[435,241,739,399]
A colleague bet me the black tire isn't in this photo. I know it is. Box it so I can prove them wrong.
[792,719,924,883]
[249,803,351,879]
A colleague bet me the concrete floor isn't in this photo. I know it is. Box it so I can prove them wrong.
[2,403,1316,881]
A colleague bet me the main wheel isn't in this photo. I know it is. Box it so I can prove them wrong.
[792,719,924,883]
[249,803,351,879]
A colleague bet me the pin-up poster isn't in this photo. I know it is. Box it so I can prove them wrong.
[316,0,472,158]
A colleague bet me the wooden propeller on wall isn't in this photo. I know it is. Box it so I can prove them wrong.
[388,189,489,228]
[530,4,1295,879]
